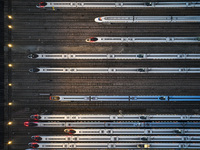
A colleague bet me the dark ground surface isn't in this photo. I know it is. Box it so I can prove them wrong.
[3,0,200,150]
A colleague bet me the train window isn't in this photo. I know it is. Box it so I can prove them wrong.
[91,37,98,41]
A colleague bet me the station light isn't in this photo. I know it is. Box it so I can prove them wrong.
[8,122,13,125]
[8,64,12,67]
[8,102,13,106]
[8,83,12,86]
[8,141,12,145]
[8,44,12,48]
[8,15,12,19]
[8,25,13,29]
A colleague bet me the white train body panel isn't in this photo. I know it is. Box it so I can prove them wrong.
[59,96,90,101]
[172,16,200,22]
[95,16,200,23]
[36,122,66,127]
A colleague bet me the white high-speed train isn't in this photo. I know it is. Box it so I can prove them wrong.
[85,37,200,43]
[28,142,200,149]
[31,135,200,142]
[95,16,200,23]
[36,2,200,9]
[49,95,200,102]
[30,114,200,121]
[27,53,200,60]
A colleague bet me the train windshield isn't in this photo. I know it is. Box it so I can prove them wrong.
[37,2,47,7]
[31,54,38,58]
[29,143,39,148]
[50,96,60,100]
[64,129,76,134]
[32,136,42,141]
[30,114,41,120]
[91,37,98,41]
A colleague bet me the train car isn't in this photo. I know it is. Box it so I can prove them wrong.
[36,2,200,9]
[95,16,200,23]
[85,37,200,43]
[49,95,200,102]
[30,114,200,121]
[49,95,90,101]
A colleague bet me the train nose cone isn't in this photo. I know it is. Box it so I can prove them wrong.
[28,54,32,58]
[95,17,102,23]
[95,18,101,23]
[24,122,29,127]
[29,68,34,72]
[85,38,90,42]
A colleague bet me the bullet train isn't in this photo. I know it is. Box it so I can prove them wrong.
[85,37,200,43]
[49,95,200,102]
[29,67,200,73]
[63,129,200,135]
[27,53,200,60]
[31,135,200,142]
[95,16,200,23]
[36,2,200,9]
[24,121,200,128]
[27,142,200,149]
[30,114,200,121]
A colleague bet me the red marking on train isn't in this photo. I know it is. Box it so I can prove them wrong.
[24,121,29,127]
